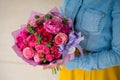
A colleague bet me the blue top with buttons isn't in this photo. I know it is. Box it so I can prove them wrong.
[59,0,120,70]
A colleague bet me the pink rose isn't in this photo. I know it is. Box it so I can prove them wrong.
[54,32,68,45]
[44,19,62,34]
[35,44,50,54]
[46,55,53,62]
[23,47,35,59]
[34,54,42,63]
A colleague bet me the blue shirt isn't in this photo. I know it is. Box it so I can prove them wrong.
[60,0,120,70]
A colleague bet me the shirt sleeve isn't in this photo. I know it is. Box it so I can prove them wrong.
[59,0,67,17]
[66,0,120,71]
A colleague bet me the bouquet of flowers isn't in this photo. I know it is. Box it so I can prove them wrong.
[12,7,84,74]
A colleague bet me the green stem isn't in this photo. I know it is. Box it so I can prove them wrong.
[51,66,61,75]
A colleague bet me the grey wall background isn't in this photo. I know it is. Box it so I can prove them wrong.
[0,0,61,80]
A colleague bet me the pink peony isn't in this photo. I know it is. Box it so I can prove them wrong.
[35,44,50,54]
[34,54,42,63]
[54,32,68,45]
[23,47,35,59]
[46,54,53,62]
[44,19,62,34]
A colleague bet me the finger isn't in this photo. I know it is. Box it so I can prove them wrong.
[43,65,51,69]
[57,61,64,66]
[43,64,57,69]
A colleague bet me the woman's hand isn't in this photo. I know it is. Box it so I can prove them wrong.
[43,60,64,69]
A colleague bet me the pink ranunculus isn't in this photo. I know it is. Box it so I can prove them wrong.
[54,32,68,45]
[26,34,37,47]
[28,19,38,27]
[19,29,28,39]
[44,19,62,34]
[34,54,42,63]
[17,43,27,51]
[16,36,27,51]
[61,24,72,35]
[54,53,61,59]
[23,47,35,59]
[16,36,23,43]
[41,31,53,44]
[35,44,50,54]
[29,41,36,47]
[46,54,53,62]
[51,46,58,53]
[26,34,37,42]
[36,26,45,34]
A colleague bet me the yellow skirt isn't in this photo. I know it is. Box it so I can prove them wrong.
[59,66,120,80]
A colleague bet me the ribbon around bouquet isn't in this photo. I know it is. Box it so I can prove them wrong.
[59,31,84,63]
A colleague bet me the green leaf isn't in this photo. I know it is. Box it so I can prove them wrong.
[34,15,40,19]
[35,40,40,44]
[37,20,42,25]
[56,66,59,71]
[52,67,57,75]
[62,18,68,24]
[46,42,52,47]
[42,58,46,63]
[23,40,27,45]
[43,60,46,63]
[44,14,52,21]
[27,24,36,34]
[37,34,42,41]
[35,34,42,44]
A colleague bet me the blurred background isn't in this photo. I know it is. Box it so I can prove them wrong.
[0,0,61,80]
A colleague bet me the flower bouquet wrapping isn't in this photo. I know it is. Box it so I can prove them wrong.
[12,7,84,74]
